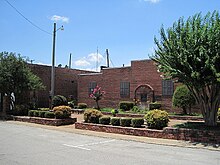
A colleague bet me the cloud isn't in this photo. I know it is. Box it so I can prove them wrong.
[74,58,90,67]
[51,15,69,23]
[74,52,105,71]
[143,0,161,3]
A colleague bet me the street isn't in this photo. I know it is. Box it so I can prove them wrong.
[0,121,219,165]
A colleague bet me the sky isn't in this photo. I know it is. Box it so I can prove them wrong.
[1,0,220,71]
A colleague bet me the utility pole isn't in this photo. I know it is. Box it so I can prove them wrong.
[51,22,56,99]
[69,53,72,69]
[106,49,109,68]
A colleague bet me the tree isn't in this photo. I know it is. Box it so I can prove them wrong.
[172,85,196,115]
[152,11,220,126]
[0,52,45,110]
[89,85,105,110]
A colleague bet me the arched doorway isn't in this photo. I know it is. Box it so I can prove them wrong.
[134,84,155,109]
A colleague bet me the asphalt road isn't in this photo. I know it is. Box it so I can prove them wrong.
[0,121,219,165]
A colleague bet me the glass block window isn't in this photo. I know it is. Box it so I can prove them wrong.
[162,80,174,96]
[120,82,130,98]
[88,82,97,95]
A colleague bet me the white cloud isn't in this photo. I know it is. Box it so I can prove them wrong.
[144,0,161,3]
[51,15,69,23]
[74,58,90,66]
[74,52,105,71]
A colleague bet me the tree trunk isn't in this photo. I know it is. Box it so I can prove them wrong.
[182,106,187,115]
[96,100,100,110]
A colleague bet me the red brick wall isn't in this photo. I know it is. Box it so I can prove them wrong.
[78,59,174,110]
[28,64,93,108]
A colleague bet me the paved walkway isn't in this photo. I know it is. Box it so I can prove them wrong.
[5,113,220,151]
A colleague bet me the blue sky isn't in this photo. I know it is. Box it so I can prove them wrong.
[1,0,220,71]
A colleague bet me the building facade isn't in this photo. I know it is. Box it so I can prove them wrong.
[78,59,176,112]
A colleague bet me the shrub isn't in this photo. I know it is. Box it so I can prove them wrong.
[28,110,36,117]
[44,112,55,118]
[144,109,169,129]
[39,111,47,118]
[39,108,50,111]
[110,117,121,126]
[120,118,132,127]
[149,102,161,110]
[99,116,110,125]
[131,118,144,128]
[14,104,29,116]
[119,101,134,111]
[51,95,68,108]
[53,105,71,119]
[111,109,119,117]
[68,100,76,108]
[78,103,87,109]
[84,109,103,123]
[33,110,40,117]
[172,85,196,115]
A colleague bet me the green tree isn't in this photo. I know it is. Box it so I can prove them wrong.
[172,85,196,115]
[0,52,45,110]
[152,11,220,126]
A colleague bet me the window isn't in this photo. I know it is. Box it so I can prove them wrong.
[88,82,97,95]
[120,82,130,98]
[162,80,174,96]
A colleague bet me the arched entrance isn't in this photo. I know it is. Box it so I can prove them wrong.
[134,84,155,108]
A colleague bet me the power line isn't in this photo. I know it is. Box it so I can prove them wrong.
[4,0,52,35]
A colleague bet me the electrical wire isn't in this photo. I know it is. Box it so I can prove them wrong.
[4,0,52,35]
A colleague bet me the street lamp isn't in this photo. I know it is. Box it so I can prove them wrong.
[50,22,64,99]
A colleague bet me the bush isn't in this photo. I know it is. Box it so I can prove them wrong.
[110,117,121,126]
[51,95,68,108]
[28,110,36,117]
[149,102,161,110]
[172,85,196,115]
[68,100,76,108]
[131,118,144,128]
[84,109,103,123]
[144,109,169,129]
[111,109,118,117]
[78,103,87,109]
[120,118,132,127]
[39,108,50,111]
[39,111,47,118]
[44,112,55,118]
[53,105,71,119]
[99,116,110,125]
[33,110,40,117]
[14,104,29,116]
[119,101,134,111]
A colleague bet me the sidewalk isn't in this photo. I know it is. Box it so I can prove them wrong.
[5,114,220,152]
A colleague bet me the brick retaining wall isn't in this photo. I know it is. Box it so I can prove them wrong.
[75,122,220,144]
[13,116,77,126]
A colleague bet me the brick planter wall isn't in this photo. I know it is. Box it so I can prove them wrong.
[13,116,77,126]
[75,122,220,144]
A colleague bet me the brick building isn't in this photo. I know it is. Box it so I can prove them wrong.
[26,64,93,108]
[78,59,175,111]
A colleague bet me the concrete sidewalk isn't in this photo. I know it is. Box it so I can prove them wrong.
[4,119,220,152]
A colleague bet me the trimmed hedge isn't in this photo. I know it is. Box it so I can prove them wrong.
[53,105,71,119]
[99,116,111,125]
[44,112,55,118]
[119,101,134,111]
[131,118,144,128]
[110,117,121,126]
[149,102,161,110]
[39,111,47,118]
[28,110,36,117]
[218,108,220,120]
[78,103,87,109]
[52,95,68,108]
[84,109,103,124]
[120,118,132,127]
[145,109,169,129]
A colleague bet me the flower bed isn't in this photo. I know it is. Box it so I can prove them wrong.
[13,116,77,126]
[75,122,220,144]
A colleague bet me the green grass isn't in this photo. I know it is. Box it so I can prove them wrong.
[169,112,202,117]
[173,122,220,130]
